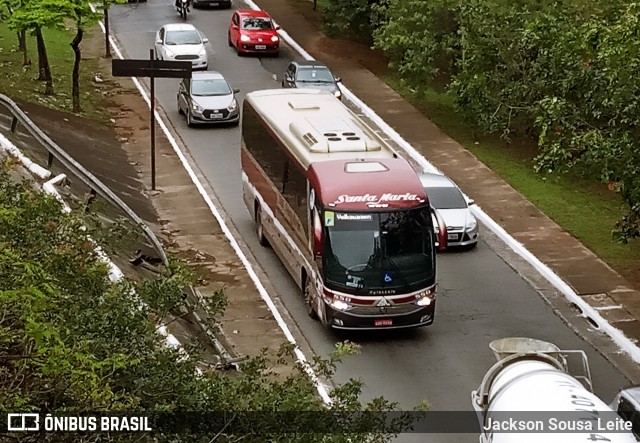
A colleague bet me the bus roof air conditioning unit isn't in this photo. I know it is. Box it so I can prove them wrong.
[289,121,325,152]
[310,117,381,153]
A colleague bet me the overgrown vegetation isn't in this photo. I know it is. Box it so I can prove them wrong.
[319,0,640,245]
[0,165,416,441]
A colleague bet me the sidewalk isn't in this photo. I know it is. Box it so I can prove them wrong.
[255,0,640,344]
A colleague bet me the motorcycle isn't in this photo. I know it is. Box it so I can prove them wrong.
[176,0,189,20]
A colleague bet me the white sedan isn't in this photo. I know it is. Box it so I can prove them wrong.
[419,172,479,248]
[154,23,208,70]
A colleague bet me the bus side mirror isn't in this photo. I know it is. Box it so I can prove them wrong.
[431,206,448,252]
[313,211,323,258]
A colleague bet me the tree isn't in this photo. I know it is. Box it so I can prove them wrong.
[371,0,460,87]
[102,0,126,58]
[320,0,380,43]
[64,0,101,112]
[0,0,32,66]
[0,165,417,442]
[9,0,68,95]
[533,1,640,242]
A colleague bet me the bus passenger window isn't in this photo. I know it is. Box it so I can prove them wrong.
[281,157,309,235]
[242,103,287,191]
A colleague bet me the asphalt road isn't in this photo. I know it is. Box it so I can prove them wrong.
[110,1,636,440]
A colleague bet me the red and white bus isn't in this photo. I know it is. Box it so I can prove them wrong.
[241,89,447,330]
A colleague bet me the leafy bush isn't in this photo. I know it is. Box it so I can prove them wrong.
[0,165,414,442]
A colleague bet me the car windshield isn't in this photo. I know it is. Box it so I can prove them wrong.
[241,17,273,30]
[425,186,467,209]
[165,30,201,45]
[323,207,435,293]
[191,79,232,96]
[296,67,334,83]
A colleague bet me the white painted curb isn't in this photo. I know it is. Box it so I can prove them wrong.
[243,0,640,364]
[93,4,332,404]
[0,132,52,180]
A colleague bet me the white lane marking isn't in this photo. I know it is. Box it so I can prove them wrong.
[92,5,332,404]
[241,0,640,364]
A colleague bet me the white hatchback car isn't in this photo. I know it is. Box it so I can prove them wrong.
[155,23,208,70]
[419,172,479,248]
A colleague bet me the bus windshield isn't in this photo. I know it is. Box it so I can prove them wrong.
[323,207,435,293]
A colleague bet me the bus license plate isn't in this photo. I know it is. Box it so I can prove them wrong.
[375,319,392,327]
[255,45,267,50]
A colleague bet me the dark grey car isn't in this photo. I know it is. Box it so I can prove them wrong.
[177,71,240,127]
[281,60,342,100]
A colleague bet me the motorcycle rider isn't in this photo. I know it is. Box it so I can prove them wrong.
[175,0,190,13]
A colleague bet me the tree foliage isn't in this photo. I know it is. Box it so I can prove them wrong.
[341,0,640,241]
[371,0,459,85]
[0,165,413,442]
[320,0,378,43]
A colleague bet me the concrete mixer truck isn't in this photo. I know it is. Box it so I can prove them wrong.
[472,337,640,443]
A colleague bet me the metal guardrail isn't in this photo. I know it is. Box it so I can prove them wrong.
[0,93,169,267]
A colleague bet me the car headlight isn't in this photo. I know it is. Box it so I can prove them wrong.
[164,48,175,58]
[240,34,250,42]
[198,48,206,57]
[271,35,279,42]
[191,103,203,112]
[466,217,477,231]
[333,90,342,98]
[227,99,238,112]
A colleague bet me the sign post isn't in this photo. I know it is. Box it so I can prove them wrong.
[112,51,191,190]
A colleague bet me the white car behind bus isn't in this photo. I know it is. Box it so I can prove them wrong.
[419,172,479,248]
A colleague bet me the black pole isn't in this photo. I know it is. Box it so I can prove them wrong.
[104,3,111,58]
[150,48,156,190]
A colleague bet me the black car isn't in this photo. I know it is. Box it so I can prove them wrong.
[281,60,342,100]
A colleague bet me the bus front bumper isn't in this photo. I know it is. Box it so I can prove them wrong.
[323,302,435,330]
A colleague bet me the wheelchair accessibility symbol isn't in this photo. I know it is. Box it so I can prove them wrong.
[384,273,392,283]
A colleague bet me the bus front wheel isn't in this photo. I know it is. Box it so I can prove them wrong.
[303,274,318,320]
[255,206,269,247]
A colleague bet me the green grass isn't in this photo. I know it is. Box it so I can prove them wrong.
[385,74,640,279]
[0,24,107,121]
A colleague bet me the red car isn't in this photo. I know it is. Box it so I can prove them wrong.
[228,9,280,57]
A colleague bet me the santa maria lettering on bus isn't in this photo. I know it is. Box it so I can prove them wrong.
[333,193,423,205]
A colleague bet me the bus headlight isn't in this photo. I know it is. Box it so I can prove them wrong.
[415,287,436,306]
[330,300,349,311]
